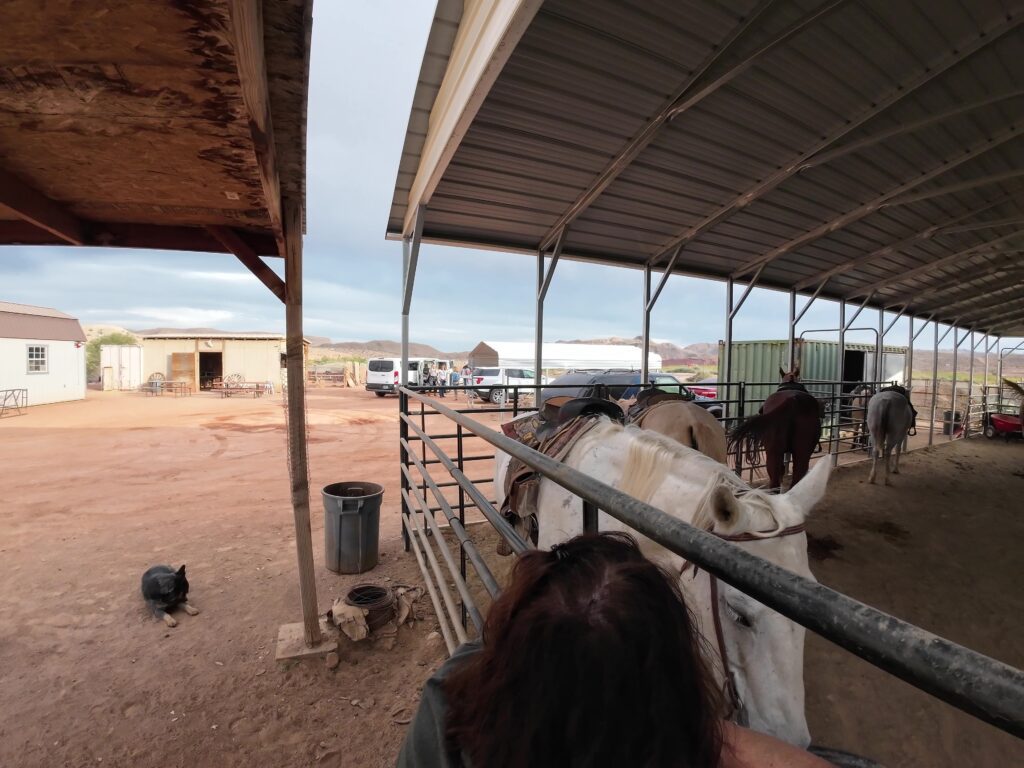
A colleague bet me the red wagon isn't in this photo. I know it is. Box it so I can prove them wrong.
[983,412,1023,440]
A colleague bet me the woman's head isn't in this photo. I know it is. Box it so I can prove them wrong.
[444,532,722,768]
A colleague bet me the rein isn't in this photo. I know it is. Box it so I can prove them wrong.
[680,522,807,721]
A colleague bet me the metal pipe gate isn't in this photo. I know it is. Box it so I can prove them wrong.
[397,384,1023,739]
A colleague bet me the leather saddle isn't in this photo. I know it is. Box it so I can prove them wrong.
[496,397,623,555]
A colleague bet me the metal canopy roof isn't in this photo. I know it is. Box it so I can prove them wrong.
[390,0,1024,336]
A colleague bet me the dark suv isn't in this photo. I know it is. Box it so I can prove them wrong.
[540,370,724,419]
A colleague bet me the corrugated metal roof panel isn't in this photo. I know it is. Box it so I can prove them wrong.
[390,0,1024,335]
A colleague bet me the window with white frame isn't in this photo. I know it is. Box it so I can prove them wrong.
[27,345,48,374]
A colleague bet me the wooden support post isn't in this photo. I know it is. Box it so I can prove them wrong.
[276,197,335,659]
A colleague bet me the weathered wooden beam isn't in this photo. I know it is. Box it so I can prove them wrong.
[279,196,331,654]
[0,168,85,245]
[228,0,284,255]
[207,226,286,303]
[0,220,281,254]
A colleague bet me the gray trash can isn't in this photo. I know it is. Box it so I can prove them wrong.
[322,481,384,574]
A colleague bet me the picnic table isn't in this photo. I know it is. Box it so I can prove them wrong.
[141,380,192,396]
[210,380,266,398]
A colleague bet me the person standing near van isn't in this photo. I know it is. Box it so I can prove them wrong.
[437,363,447,398]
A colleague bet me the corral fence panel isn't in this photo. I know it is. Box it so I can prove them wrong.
[397,383,1024,740]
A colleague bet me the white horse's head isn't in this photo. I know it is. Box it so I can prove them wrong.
[502,418,831,746]
[696,458,831,748]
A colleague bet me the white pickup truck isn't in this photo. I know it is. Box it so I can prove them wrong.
[469,367,546,404]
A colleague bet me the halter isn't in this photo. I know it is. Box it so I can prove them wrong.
[680,522,808,721]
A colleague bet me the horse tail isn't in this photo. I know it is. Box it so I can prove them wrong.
[728,411,774,468]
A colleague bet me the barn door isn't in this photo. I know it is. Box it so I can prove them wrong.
[171,352,197,390]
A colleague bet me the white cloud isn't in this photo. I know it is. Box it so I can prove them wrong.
[120,307,235,326]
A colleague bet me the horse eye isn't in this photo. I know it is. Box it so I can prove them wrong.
[726,603,752,628]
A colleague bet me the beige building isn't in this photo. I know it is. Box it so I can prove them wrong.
[140,332,308,392]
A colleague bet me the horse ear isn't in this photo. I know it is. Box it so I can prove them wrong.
[793,364,800,378]
[779,366,786,379]
[708,485,744,533]
[785,459,830,516]
[177,564,186,577]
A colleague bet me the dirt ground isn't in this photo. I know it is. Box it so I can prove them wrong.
[1,387,1021,767]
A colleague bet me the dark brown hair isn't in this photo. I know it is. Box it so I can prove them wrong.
[443,533,723,768]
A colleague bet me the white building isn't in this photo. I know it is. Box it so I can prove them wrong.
[139,332,307,391]
[468,341,661,372]
[0,302,87,406]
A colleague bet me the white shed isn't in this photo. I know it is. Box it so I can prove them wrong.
[469,341,661,372]
[100,345,144,390]
[0,301,86,407]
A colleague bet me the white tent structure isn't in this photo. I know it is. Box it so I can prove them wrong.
[469,341,661,372]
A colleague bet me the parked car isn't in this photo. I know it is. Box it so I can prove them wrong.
[688,377,719,400]
[470,367,544,404]
[541,370,724,419]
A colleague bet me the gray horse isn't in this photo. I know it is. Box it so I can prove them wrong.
[866,389,914,485]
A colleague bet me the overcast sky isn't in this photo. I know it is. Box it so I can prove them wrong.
[1,2,1009,352]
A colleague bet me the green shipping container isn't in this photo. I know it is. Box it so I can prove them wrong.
[717,339,908,419]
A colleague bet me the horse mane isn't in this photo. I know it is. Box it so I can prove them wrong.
[585,418,781,535]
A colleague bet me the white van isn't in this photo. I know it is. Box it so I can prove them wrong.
[366,357,424,396]
[366,357,453,396]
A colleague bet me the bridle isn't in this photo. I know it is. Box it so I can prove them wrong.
[680,522,808,721]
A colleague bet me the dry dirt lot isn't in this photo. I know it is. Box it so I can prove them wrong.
[0,387,1021,768]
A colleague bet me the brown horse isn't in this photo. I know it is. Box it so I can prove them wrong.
[630,399,728,464]
[728,366,822,490]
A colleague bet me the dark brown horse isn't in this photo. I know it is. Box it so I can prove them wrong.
[729,366,822,490]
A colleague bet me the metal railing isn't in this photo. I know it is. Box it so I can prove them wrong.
[0,388,28,417]
[397,384,1024,739]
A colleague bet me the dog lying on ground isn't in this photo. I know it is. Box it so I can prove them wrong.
[141,565,199,627]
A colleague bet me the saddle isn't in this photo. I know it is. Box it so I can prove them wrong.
[625,389,692,425]
[880,384,918,435]
[496,398,623,555]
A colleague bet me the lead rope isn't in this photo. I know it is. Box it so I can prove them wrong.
[679,522,808,722]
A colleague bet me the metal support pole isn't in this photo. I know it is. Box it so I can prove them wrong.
[876,308,884,382]
[833,299,846,466]
[724,277,734,420]
[950,326,962,441]
[787,289,797,371]
[534,248,544,388]
[930,322,941,445]
[967,331,979,435]
[642,265,652,382]
[535,229,566,386]
[907,314,914,389]
[401,205,424,385]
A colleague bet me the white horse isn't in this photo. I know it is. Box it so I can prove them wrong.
[495,416,830,747]
[866,389,914,485]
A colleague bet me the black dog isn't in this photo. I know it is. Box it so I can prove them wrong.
[141,565,199,627]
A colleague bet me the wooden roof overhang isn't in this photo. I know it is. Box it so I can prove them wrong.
[0,0,312,299]
[390,0,1024,337]
[0,0,330,654]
